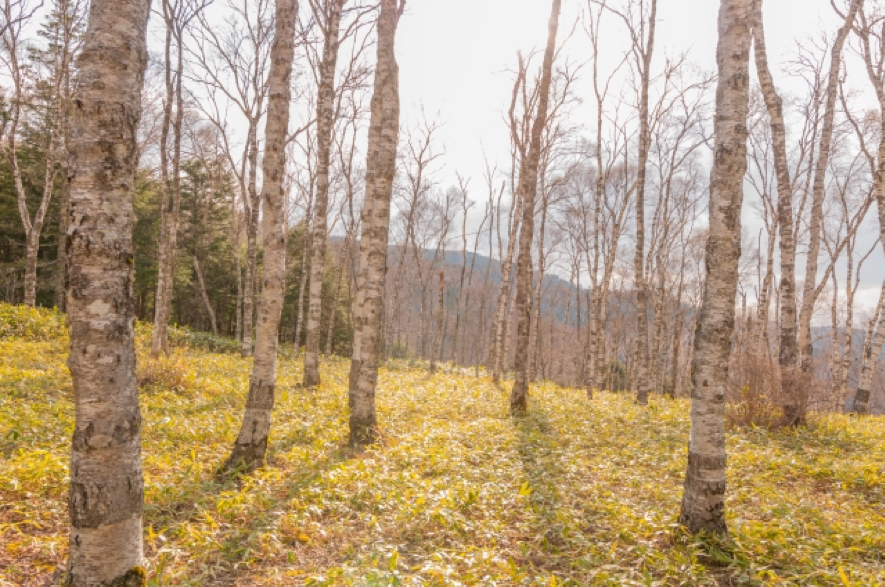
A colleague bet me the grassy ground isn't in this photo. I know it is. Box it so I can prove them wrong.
[1,304,884,585]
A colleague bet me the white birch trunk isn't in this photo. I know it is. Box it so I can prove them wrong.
[224,0,297,471]
[347,0,402,445]
[303,0,344,385]
[795,0,862,423]
[678,0,750,536]
[65,0,151,582]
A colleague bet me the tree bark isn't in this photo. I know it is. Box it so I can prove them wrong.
[510,0,561,412]
[64,0,151,582]
[751,0,802,421]
[224,0,297,471]
[241,124,260,356]
[795,0,862,423]
[151,4,186,356]
[193,256,218,335]
[293,200,313,348]
[633,0,658,406]
[852,281,885,414]
[347,0,402,446]
[303,0,345,386]
[430,268,444,372]
[678,0,750,536]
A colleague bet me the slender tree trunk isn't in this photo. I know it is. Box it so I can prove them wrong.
[678,0,750,536]
[234,227,243,341]
[151,12,185,356]
[65,0,151,582]
[224,0,297,471]
[241,125,260,356]
[633,0,658,405]
[491,202,519,381]
[795,0,862,422]
[325,237,349,356]
[348,0,402,446]
[304,0,345,386]
[840,251,855,408]
[753,0,803,421]
[193,256,218,335]
[529,270,543,382]
[510,0,561,412]
[430,268,444,372]
[55,167,70,309]
[852,281,885,414]
[293,203,313,349]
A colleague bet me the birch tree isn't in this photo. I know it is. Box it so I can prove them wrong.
[793,0,862,424]
[151,0,209,356]
[1,0,77,307]
[510,0,561,412]
[678,0,750,535]
[224,0,297,471]
[302,0,346,385]
[348,0,403,445]
[64,0,151,582]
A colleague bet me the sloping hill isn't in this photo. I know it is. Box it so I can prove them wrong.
[1,304,884,584]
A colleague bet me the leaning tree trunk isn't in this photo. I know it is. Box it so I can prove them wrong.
[224,0,297,472]
[752,0,800,414]
[510,0,561,412]
[678,0,751,536]
[347,0,402,446]
[64,0,151,583]
[303,0,345,386]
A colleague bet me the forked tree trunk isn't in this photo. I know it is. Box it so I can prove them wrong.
[751,0,801,420]
[348,0,402,446]
[510,0,561,412]
[65,0,151,583]
[303,0,345,386]
[678,0,750,536]
[224,0,297,471]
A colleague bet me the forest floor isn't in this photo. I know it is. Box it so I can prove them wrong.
[1,304,884,586]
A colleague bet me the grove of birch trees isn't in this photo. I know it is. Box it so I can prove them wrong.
[3,0,885,581]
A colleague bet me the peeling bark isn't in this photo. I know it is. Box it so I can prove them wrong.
[225,0,297,471]
[678,0,750,536]
[64,0,151,583]
[304,0,346,386]
[348,0,402,446]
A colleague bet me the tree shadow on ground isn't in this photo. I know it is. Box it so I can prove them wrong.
[511,399,574,577]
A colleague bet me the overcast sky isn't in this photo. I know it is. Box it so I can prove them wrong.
[393,0,884,318]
